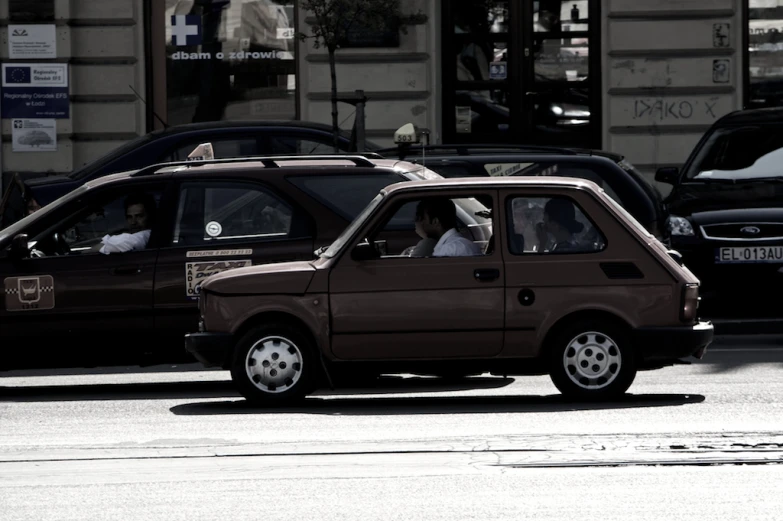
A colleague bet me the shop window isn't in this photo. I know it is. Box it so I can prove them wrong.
[748,0,783,108]
[164,0,296,124]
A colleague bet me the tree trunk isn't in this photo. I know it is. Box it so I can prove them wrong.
[328,45,339,153]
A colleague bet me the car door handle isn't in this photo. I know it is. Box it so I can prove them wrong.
[110,265,141,275]
[474,268,500,282]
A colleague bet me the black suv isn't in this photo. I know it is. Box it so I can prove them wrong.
[2,120,380,227]
[377,144,668,240]
[655,107,783,322]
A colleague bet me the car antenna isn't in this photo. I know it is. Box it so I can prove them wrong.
[128,84,169,129]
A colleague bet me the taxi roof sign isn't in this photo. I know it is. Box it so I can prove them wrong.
[188,142,215,161]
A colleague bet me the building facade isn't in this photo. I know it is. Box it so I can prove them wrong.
[0,0,780,192]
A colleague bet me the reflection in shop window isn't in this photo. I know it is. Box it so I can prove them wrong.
[534,0,589,32]
[749,0,783,108]
[165,0,296,125]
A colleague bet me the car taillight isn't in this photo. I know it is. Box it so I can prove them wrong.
[681,283,699,322]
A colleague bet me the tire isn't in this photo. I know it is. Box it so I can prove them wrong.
[230,323,318,406]
[548,319,637,400]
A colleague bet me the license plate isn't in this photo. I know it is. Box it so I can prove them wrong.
[715,246,783,263]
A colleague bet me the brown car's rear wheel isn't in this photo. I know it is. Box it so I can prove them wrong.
[230,323,318,405]
[548,319,637,400]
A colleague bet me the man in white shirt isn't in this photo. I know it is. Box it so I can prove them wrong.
[414,198,482,257]
[95,193,157,254]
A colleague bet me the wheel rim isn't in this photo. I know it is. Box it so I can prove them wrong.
[563,331,621,391]
[244,336,304,394]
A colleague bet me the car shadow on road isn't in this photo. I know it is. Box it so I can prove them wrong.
[0,375,511,403]
[170,383,705,416]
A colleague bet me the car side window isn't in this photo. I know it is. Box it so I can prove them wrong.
[164,138,259,162]
[269,136,339,155]
[507,195,606,255]
[172,182,293,246]
[31,189,164,257]
[368,194,494,258]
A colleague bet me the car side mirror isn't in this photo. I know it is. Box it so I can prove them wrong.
[351,241,380,261]
[10,234,30,260]
[655,167,679,185]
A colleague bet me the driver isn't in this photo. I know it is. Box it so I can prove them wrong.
[94,193,157,254]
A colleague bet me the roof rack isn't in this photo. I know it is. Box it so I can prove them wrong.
[130,154,379,177]
[375,143,579,160]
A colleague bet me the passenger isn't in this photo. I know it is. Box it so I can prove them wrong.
[537,198,584,252]
[95,193,157,254]
[413,197,482,257]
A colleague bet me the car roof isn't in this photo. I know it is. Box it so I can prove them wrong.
[144,119,354,138]
[713,107,783,126]
[380,175,601,195]
[376,144,626,163]
[78,156,428,190]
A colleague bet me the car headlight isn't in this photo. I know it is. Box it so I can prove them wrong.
[667,215,695,236]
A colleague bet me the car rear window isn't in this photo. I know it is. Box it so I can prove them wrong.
[287,173,407,221]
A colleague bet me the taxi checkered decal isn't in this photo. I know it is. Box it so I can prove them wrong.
[4,275,55,311]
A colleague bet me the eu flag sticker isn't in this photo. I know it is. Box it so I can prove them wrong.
[5,66,31,84]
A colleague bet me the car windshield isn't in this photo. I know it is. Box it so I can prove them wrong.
[687,125,783,181]
[319,192,385,259]
[0,185,90,245]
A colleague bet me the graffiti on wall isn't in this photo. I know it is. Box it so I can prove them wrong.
[631,98,721,121]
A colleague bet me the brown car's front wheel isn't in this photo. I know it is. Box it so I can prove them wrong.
[548,320,637,400]
[230,323,318,406]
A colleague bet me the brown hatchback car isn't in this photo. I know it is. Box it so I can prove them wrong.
[186,176,714,403]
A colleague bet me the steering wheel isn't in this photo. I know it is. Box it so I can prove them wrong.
[53,232,71,256]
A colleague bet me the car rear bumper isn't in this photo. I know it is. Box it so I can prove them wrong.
[633,321,714,363]
[185,332,233,368]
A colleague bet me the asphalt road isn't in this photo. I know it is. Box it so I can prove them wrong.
[1,335,782,520]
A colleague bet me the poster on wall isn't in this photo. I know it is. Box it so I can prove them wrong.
[11,119,57,152]
[165,0,296,125]
[1,63,69,119]
[8,24,57,59]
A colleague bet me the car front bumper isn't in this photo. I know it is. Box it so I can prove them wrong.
[185,332,233,368]
[633,320,714,364]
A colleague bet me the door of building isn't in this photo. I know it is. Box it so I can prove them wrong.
[442,0,600,148]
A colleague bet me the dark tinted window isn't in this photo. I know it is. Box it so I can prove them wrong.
[268,135,340,155]
[513,162,625,205]
[688,126,783,178]
[164,137,260,162]
[287,173,406,221]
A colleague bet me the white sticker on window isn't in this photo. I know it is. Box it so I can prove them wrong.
[186,249,253,258]
[205,221,223,237]
[185,260,252,300]
[484,163,533,176]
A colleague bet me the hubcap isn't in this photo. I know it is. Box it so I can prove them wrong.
[245,336,303,394]
[563,331,621,390]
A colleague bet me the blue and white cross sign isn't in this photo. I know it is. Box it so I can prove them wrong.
[171,15,203,46]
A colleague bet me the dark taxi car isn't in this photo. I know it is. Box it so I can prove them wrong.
[655,107,783,320]
[377,144,667,239]
[187,177,713,405]
[0,155,472,371]
[2,120,380,226]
